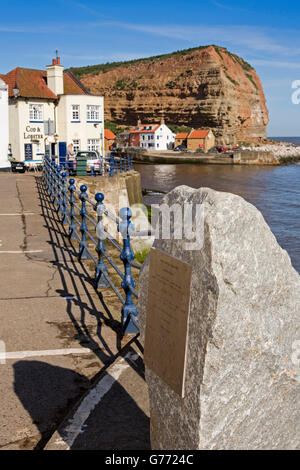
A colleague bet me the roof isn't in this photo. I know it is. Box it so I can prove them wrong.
[189,129,210,139]
[104,129,116,140]
[0,67,89,99]
[175,132,189,139]
[130,124,160,134]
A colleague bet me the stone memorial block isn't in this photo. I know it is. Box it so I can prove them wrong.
[138,186,300,450]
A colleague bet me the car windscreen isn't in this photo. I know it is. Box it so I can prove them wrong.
[76,152,95,158]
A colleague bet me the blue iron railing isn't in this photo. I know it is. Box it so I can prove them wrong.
[56,154,134,177]
[43,156,140,335]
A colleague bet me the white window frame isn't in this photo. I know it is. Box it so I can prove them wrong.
[29,104,43,122]
[71,105,80,122]
[73,139,80,153]
[87,105,100,122]
[87,139,100,152]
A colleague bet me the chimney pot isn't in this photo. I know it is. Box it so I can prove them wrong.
[52,58,56,65]
[56,57,61,65]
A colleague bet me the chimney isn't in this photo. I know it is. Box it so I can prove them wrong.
[46,57,64,95]
[160,116,165,125]
[137,118,141,126]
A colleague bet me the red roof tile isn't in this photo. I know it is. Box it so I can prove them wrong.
[189,129,210,139]
[0,67,89,99]
[104,129,116,140]
[175,132,189,139]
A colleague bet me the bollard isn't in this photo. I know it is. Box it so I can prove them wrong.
[68,178,78,240]
[79,185,92,260]
[95,193,108,288]
[61,172,69,224]
[119,207,138,334]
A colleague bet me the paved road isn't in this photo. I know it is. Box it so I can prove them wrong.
[0,172,149,450]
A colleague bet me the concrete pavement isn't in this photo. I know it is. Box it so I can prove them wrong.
[0,172,149,450]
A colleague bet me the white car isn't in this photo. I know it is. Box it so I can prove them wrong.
[75,151,104,174]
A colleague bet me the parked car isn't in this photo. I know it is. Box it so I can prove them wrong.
[10,160,26,173]
[75,151,104,174]
[173,145,187,152]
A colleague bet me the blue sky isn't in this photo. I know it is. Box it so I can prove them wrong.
[1,0,300,136]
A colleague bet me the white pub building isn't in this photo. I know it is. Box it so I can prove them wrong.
[0,57,104,163]
[0,78,9,169]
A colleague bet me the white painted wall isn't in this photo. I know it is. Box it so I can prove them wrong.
[9,99,55,161]
[57,94,104,155]
[46,64,64,95]
[140,124,175,151]
[8,94,104,161]
[0,79,9,168]
[154,124,175,151]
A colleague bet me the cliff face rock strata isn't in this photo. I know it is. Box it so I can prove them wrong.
[78,46,269,144]
[138,186,300,450]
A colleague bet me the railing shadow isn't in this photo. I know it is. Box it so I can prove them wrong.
[35,175,144,376]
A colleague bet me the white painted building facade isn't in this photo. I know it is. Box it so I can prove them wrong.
[0,78,9,169]
[134,122,175,151]
[1,58,104,162]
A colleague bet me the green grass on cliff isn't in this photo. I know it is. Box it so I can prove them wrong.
[68,45,254,79]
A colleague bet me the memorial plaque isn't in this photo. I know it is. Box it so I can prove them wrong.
[144,248,192,397]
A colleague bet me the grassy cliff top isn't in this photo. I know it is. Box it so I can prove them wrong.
[68,45,254,79]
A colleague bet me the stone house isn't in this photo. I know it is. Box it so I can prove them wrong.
[187,129,215,152]
[174,132,189,148]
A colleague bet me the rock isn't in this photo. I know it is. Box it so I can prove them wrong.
[78,46,269,144]
[138,186,300,450]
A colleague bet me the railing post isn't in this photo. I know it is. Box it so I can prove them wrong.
[109,154,115,177]
[95,192,108,288]
[49,159,55,201]
[119,207,138,334]
[61,172,69,224]
[79,185,92,260]
[53,164,59,206]
[56,167,63,214]
[68,178,79,240]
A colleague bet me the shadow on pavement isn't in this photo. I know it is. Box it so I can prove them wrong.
[13,359,150,450]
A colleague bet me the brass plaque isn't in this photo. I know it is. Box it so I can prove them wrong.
[144,248,192,397]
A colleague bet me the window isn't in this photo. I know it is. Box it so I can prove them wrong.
[87,139,100,152]
[73,139,80,152]
[157,135,159,140]
[71,105,80,121]
[87,105,100,121]
[29,104,43,122]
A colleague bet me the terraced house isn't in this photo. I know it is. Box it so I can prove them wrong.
[0,57,104,162]
[130,119,175,150]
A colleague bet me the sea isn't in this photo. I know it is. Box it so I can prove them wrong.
[270,136,300,146]
[134,137,300,273]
